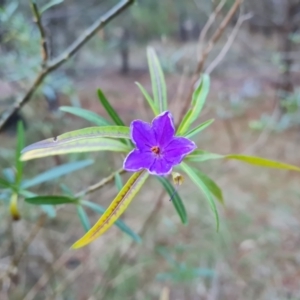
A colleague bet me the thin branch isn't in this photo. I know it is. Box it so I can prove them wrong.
[205,13,253,75]
[0,0,135,131]
[0,166,125,292]
[23,253,73,300]
[22,168,126,300]
[197,0,227,62]
[0,215,45,284]
[178,0,243,123]
[197,0,243,74]
[11,215,45,267]
[30,1,48,66]
[98,189,166,298]
[47,264,85,300]
[75,168,126,198]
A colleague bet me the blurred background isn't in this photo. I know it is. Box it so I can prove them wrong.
[1,0,300,299]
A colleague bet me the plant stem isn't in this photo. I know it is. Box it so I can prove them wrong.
[30,1,48,66]
[75,168,126,198]
[0,0,135,131]
[178,0,243,124]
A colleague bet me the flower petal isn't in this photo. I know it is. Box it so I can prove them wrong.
[123,149,155,172]
[164,137,197,165]
[149,158,173,176]
[152,111,175,148]
[130,120,157,150]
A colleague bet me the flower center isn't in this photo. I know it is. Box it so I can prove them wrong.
[151,146,160,155]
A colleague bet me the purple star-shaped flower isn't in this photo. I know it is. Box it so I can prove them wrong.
[123,111,197,176]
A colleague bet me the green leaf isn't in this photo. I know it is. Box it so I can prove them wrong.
[177,74,210,135]
[156,177,187,224]
[25,195,77,205]
[225,154,300,172]
[181,163,219,231]
[0,178,11,189]
[26,126,130,146]
[81,200,142,244]
[135,82,159,115]
[60,106,110,126]
[114,172,123,192]
[40,0,64,14]
[147,47,167,113]
[177,110,193,135]
[21,127,131,161]
[76,205,91,232]
[19,190,57,218]
[21,160,94,189]
[191,168,224,204]
[185,150,224,162]
[97,89,125,126]
[184,119,214,139]
[16,121,25,185]
[191,74,210,107]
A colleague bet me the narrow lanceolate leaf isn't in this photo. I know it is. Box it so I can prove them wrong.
[21,137,130,161]
[97,89,125,126]
[156,177,188,224]
[21,160,94,189]
[16,121,25,185]
[184,119,214,139]
[181,163,219,231]
[147,47,167,113]
[24,126,130,149]
[185,150,224,162]
[60,106,110,126]
[25,195,77,205]
[191,168,224,204]
[21,127,131,161]
[76,205,91,232]
[20,189,57,218]
[135,82,159,115]
[225,155,300,172]
[82,200,142,243]
[72,171,149,249]
[177,74,210,135]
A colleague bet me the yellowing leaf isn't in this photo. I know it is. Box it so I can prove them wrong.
[23,126,130,151]
[21,134,131,161]
[10,193,21,221]
[226,155,300,172]
[72,170,149,249]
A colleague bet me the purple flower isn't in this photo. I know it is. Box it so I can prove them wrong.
[123,111,197,176]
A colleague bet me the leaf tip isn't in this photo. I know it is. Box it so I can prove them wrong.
[70,239,87,250]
